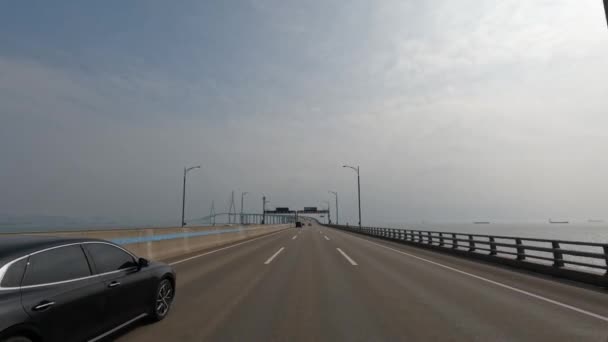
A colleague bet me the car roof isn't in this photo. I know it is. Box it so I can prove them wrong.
[0,235,108,265]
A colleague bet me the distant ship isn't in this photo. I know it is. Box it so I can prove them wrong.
[473,221,490,224]
[549,219,569,224]
[588,219,604,223]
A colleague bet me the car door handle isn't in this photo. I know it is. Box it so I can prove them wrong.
[108,281,121,288]
[33,301,55,311]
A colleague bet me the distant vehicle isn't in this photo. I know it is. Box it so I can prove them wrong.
[295,222,303,228]
[0,236,176,342]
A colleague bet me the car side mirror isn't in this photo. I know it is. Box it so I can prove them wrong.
[138,257,149,268]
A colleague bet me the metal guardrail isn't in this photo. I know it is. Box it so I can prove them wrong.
[327,225,608,287]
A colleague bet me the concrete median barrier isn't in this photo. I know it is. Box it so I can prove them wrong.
[3,224,292,261]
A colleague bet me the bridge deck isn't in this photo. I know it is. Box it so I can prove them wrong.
[118,222,608,341]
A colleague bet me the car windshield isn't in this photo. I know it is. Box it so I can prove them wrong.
[1,2,608,342]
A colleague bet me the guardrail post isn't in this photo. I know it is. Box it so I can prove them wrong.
[603,246,608,275]
[552,241,564,267]
[489,237,497,255]
[427,232,432,244]
[439,233,444,247]
[418,231,422,243]
[452,233,458,249]
[468,235,475,252]
[516,238,525,260]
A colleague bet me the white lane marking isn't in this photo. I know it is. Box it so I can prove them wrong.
[169,229,290,266]
[292,235,298,240]
[264,247,285,265]
[337,248,358,265]
[340,231,608,323]
[324,236,330,241]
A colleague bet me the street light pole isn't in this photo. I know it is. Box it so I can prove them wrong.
[323,200,331,224]
[240,192,248,224]
[342,165,361,228]
[181,165,201,228]
[604,0,608,28]
[262,195,270,224]
[329,191,338,225]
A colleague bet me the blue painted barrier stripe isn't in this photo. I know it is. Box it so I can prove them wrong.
[110,226,270,245]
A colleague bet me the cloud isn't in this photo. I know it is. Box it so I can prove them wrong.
[1,1,608,226]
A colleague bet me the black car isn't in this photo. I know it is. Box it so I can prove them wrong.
[0,235,176,342]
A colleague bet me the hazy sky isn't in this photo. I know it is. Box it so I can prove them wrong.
[1,1,607,226]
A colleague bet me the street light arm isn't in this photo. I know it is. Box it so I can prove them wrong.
[342,165,359,174]
[186,165,201,173]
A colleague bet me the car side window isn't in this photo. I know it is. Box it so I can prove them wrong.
[1,258,28,287]
[85,243,137,274]
[22,245,92,286]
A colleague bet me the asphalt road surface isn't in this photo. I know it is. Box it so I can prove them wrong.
[117,222,608,341]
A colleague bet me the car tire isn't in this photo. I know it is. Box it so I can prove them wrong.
[149,278,174,322]
[2,336,33,342]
